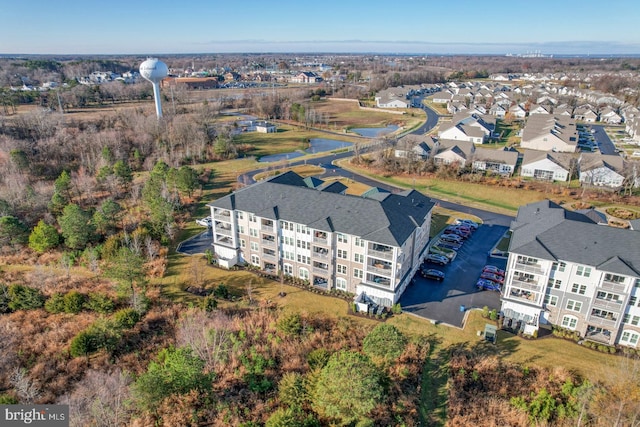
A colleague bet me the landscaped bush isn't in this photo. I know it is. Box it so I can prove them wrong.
[7,284,45,311]
[84,292,115,314]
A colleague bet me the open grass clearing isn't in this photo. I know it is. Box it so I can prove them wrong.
[253,164,325,181]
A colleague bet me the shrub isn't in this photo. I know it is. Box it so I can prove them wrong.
[28,220,61,253]
[7,284,45,311]
[44,293,66,314]
[0,284,11,314]
[63,290,86,314]
[201,295,217,312]
[489,309,498,321]
[69,330,99,358]
[391,303,402,314]
[363,324,407,363]
[307,348,330,371]
[113,308,141,329]
[481,306,490,318]
[277,313,303,336]
[0,394,18,404]
[84,292,115,314]
[213,283,230,299]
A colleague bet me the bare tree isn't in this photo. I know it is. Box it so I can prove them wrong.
[10,368,41,404]
[176,309,233,373]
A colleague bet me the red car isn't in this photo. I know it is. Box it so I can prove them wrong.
[480,272,504,284]
[482,265,505,276]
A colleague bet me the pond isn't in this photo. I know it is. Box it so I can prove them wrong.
[350,124,399,138]
[258,138,352,163]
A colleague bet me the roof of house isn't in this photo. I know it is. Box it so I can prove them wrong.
[579,153,625,174]
[509,200,640,276]
[521,115,578,147]
[521,149,575,169]
[209,171,434,247]
[473,147,519,164]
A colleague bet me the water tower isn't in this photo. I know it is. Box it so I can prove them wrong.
[139,58,168,119]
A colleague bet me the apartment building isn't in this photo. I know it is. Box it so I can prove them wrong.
[500,200,640,348]
[207,172,435,307]
[520,115,579,153]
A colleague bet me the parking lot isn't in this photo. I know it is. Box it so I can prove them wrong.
[399,223,508,328]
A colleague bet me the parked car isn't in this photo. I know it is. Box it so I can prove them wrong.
[455,218,479,229]
[196,217,212,227]
[421,267,445,281]
[476,278,501,292]
[445,225,471,238]
[480,272,504,285]
[483,265,505,276]
[425,254,449,266]
[440,233,463,243]
[436,240,462,251]
[429,245,457,260]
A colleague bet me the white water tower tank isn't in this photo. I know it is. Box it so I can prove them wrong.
[139,58,168,118]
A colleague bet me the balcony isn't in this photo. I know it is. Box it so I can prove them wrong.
[313,232,328,245]
[261,224,274,232]
[585,328,613,345]
[215,235,233,246]
[261,238,276,247]
[213,211,231,222]
[367,274,391,288]
[312,247,329,260]
[262,250,277,261]
[367,261,392,277]
[511,277,542,292]
[507,288,540,304]
[513,262,545,276]
[368,248,394,261]
[592,298,623,311]
[215,224,232,236]
[588,315,617,328]
[599,280,626,293]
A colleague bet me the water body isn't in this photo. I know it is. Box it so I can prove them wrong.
[350,124,399,137]
[258,138,352,163]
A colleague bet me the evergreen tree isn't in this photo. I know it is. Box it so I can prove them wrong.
[28,220,61,252]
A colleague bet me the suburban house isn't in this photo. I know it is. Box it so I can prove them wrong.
[509,104,527,119]
[529,104,552,115]
[599,107,623,125]
[500,200,640,348]
[207,171,435,308]
[626,117,640,143]
[291,71,322,83]
[394,134,434,159]
[574,106,598,123]
[472,147,519,176]
[375,88,410,108]
[520,115,579,153]
[432,91,453,104]
[255,121,277,133]
[520,150,575,182]
[432,139,475,166]
[578,153,629,189]
[438,112,494,144]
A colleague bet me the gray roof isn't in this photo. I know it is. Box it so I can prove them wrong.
[510,200,640,276]
[579,153,625,174]
[473,147,519,165]
[521,149,575,170]
[208,172,434,247]
[521,115,578,147]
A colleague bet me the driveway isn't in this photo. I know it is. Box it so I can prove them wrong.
[399,223,508,327]
[177,228,213,255]
[591,125,617,155]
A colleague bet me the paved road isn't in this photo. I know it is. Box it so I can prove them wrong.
[591,125,617,155]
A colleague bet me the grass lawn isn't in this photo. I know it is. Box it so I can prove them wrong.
[253,164,325,181]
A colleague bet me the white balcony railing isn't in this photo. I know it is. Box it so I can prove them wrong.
[599,280,626,293]
[513,262,545,276]
[588,316,617,328]
[214,212,232,221]
[592,298,623,311]
[511,278,542,292]
[368,249,394,261]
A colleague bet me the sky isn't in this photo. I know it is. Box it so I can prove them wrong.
[1,0,640,56]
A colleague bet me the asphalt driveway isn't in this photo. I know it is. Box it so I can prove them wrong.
[399,223,508,328]
[177,228,213,255]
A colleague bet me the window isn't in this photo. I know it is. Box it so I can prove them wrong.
[297,254,310,264]
[296,240,310,250]
[552,279,562,289]
[249,228,258,237]
[283,236,294,246]
[250,242,259,251]
[282,221,294,231]
[566,300,582,312]
[283,264,293,276]
[561,315,578,330]
[238,225,245,234]
[337,233,348,243]
[353,253,364,263]
[296,224,310,235]
[355,237,365,247]
[249,214,256,222]
[337,264,347,275]
[576,266,591,277]
[629,296,637,307]
[240,239,246,248]
[621,331,639,347]
[250,254,260,266]
[624,315,640,326]
[354,268,363,279]
[283,250,295,261]
[552,262,566,272]
[635,278,640,288]
[336,277,347,291]
[337,249,348,259]
[544,294,558,307]
[605,273,625,283]
[236,211,244,220]
[571,283,587,295]
[299,268,309,280]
